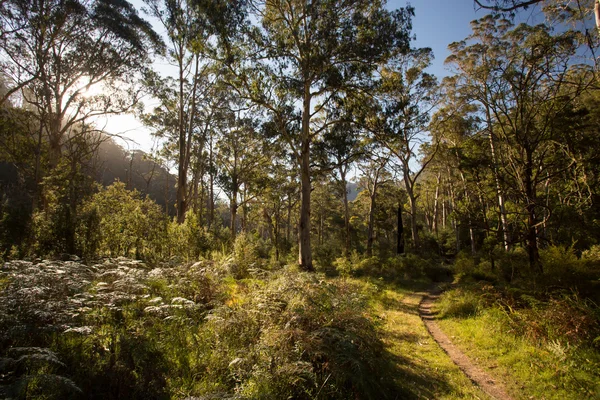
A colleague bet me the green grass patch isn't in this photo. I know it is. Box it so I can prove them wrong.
[435,287,600,399]
[369,283,489,399]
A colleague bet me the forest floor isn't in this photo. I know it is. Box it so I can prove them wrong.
[373,283,493,399]
[418,287,513,400]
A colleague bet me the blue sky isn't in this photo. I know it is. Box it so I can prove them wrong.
[387,0,487,78]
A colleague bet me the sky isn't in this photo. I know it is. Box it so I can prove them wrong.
[103,0,489,153]
[390,0,483,78]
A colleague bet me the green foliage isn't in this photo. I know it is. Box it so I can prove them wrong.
[166,211,216,261]
[0,347,82,399]
[582,245,600,264]
[78,182,167,260]
[194,270,398,399]
[1,256,401,399]
[0,187,32,258]
[231,231,263,278]
[453,250,499,283]
[30,159,95,256]
[333,252,448,283]
[438,288,483,318]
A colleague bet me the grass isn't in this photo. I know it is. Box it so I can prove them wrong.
[366,280,490,399]
[434,287,600,400]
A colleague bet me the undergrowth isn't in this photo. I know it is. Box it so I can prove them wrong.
[436,282,600,399]
[0,257,402,399]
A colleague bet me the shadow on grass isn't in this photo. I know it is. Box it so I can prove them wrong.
[382,347,470,399]
[378,294,420,316]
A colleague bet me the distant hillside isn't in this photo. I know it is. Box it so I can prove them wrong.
[347,181,359,201]
[92,137,177,214]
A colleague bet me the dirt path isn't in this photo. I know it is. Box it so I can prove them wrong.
[419,288,514,400]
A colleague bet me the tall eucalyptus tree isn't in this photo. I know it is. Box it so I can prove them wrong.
[221,0,413,270]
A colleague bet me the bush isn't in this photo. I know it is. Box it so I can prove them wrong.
[166,212,215,261]
[582,245,600,265]
[437,288,483,318]
[540,245,581,276]
[443,283,600,348]
[332,252,447,283]
[78,182,167,260]
[231,232,263,278]
[195,270,399,399]
[313,241,341,274]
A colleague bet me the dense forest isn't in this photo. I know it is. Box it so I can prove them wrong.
[1,0,600,399]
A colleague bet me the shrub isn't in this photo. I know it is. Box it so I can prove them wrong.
[195,270,399,399]
[540,245,581,276]
[0,347,82,399]
[437,288,483,318]
[332,251,363,277]
[166,212,215,261]
[582,245,600,265]
[496,247,529,282]
[78,182,167,260]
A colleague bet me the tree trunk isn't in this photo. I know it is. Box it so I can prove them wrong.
[275,206,280,261]
[406,190,419,248]
[432,171,441,234]
[231,187,238,240]
[366,193,376,256]
[397,205,404,255]
[48,112,63,168]
[298,85,313,271]
[286,194,292,244]
[487,116,509,250]
[241,187,248,233]
[208,133,215,229]
[32,122,44,211]
[176,54,187,224]
[340,168,350,257]
[525,149,542,274]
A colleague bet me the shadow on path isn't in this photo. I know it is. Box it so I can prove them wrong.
[419,288,513,400]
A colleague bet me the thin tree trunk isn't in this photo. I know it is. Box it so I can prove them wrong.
[397,205,404,254]
[367,193,376,257]
[442,200,446,229]
[32,121,44,211]
[433,171,441,234]
[319,211,323,246]
[176,52,187,224]
[525,149,542,274]
[286,194,292,244]
[275,205,280,260]
[487,114,509,250]
[208,134,215,229]
[230,193,237,241]
[340,168,350,257]
[298,85,313,271]
[241,186,248,233]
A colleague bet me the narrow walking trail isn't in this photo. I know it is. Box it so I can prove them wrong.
[375,285,490,399]
[419,288,513,400]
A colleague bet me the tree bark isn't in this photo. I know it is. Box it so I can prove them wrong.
[176,52,187,224]
[340,167,351,257]
[525,148,542,274]
[231,185,238,240]
[298,85,313,271]
[486,109,510,250]
[432,171,441,234]
[397,205,404,254]
[208,132,215,230]
[366,192,376,256]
